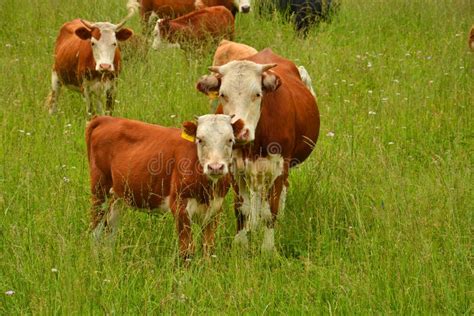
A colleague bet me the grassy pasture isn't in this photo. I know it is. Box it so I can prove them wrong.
[0,0,472,313]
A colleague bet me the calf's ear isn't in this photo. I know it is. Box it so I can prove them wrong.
[75,27,92,40]
[196,75,221,95]
[182,121,197,137]
[116,28,133,41]
[232,119,245,137]
[262,71,281,92]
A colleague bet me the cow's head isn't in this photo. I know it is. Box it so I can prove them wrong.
[196,60,281,143]
[234,0,251,13]
[75,20,133,72]
[183,114,244,179]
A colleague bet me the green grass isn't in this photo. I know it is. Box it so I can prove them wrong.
[0,0,472,313]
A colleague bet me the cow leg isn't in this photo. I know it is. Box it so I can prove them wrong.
[89,170,112,237]
[232,179,250,247]
[172,198,194,261]
[105,84,116,115]
[202,214,219,258]
[46,70,61,114]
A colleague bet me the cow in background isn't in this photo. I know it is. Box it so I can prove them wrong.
[469,25,474,51]
[196,49,320,253]
[86,115,244,260]
[152,6,234,50]
[45,0,138,115]
[256,0,337,36]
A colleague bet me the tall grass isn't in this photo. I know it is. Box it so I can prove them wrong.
[0,0,472,313]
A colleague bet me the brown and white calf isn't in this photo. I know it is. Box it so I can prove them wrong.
[86,115,243,259]
[45,0,138,115]
[140,0,251,23]
[196,48,320,252]
[152,6,234,50]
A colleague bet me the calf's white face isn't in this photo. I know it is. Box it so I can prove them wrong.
[75,22,133,72]
[183,114,243,179]
[196,61,280,143]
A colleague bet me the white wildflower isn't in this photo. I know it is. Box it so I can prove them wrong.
[51,268,58,273]
[369,111,376,115]
[326,132,335,137]
[5,290,15,296]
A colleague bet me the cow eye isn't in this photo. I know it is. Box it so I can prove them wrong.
[228,139,233,143]
[197,138,203,144]
[219,93,225,98]
[112,42,117,46]
[256,92,262,97]
[91,42,95,46]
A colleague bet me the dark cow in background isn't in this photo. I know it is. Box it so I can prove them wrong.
[152,6,234,50]
[86,115,244,260]
[196,48,320,252]
[256,0,337,35]
[45,0,138,115]
[469,25,474,51]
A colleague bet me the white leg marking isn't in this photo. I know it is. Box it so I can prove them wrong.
[261,227,275,252]
[47,71,60,114]
[278,185,287,217]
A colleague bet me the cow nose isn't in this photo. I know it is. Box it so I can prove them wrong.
[208,163,225,174]
[237,128,250,142]
[241,5,250,13]
[99,63,112,71]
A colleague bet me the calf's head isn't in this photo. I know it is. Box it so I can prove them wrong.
[183,114,243,179]
[75,20,133,72]
[196,60,281,143]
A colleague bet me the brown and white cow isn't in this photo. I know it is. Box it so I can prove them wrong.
[212,39,258,66]
[152,6,234,50]
[45,0,138,115]
[196,48,320,252]
[86,114,243,260]
[140,0,251,23]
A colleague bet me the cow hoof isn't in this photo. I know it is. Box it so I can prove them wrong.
[232,230,249,248]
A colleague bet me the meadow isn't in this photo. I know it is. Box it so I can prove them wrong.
[0,0,472,313]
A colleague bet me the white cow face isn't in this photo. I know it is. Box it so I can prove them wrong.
[183,114,244,179]
[196,61,281,143]
[235,0,251,13]
[75,22,133,72]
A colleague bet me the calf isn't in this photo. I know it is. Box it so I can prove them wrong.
[152,6,234,50]
[86,115,243,259]
[140,0,250,23]
[45,0,138,115]
[196,49,320,252]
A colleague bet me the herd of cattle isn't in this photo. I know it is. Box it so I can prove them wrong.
[43,0,331,261]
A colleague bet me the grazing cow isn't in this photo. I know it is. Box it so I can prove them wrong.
[86,115,243,260]
[212,39,258,66]
[45,0,138,115]
[256,0,336,35]
[469,25,474,51]
[196,48,320,252]
[152,6,234,50]
[140,0,251,23]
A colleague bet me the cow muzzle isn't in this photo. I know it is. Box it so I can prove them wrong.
[240,5,250,13]
[206,162,227,177]
[99,63,113,72]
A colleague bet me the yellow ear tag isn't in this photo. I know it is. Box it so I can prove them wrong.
[207,91,219,100]
[181,131,195,142]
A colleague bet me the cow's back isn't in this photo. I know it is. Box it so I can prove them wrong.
[213,40,258,66]
[245,48,320,165]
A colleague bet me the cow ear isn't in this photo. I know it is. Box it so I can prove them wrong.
[262,71,281,92]
[116,28,133,41]
[75,27,92,40]
[182,121,197,137]
[232,119,244,137]
[196,75,221,95]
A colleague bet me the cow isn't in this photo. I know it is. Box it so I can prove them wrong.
[212,40,316,97]
[45,0,138,115]
[196,48,320,253]
[86,114,244,260]
[212,39,258,66]
[256,0,336,36]
[140,0,251,24]
[469,25,474,51]
[152,6,234,50]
